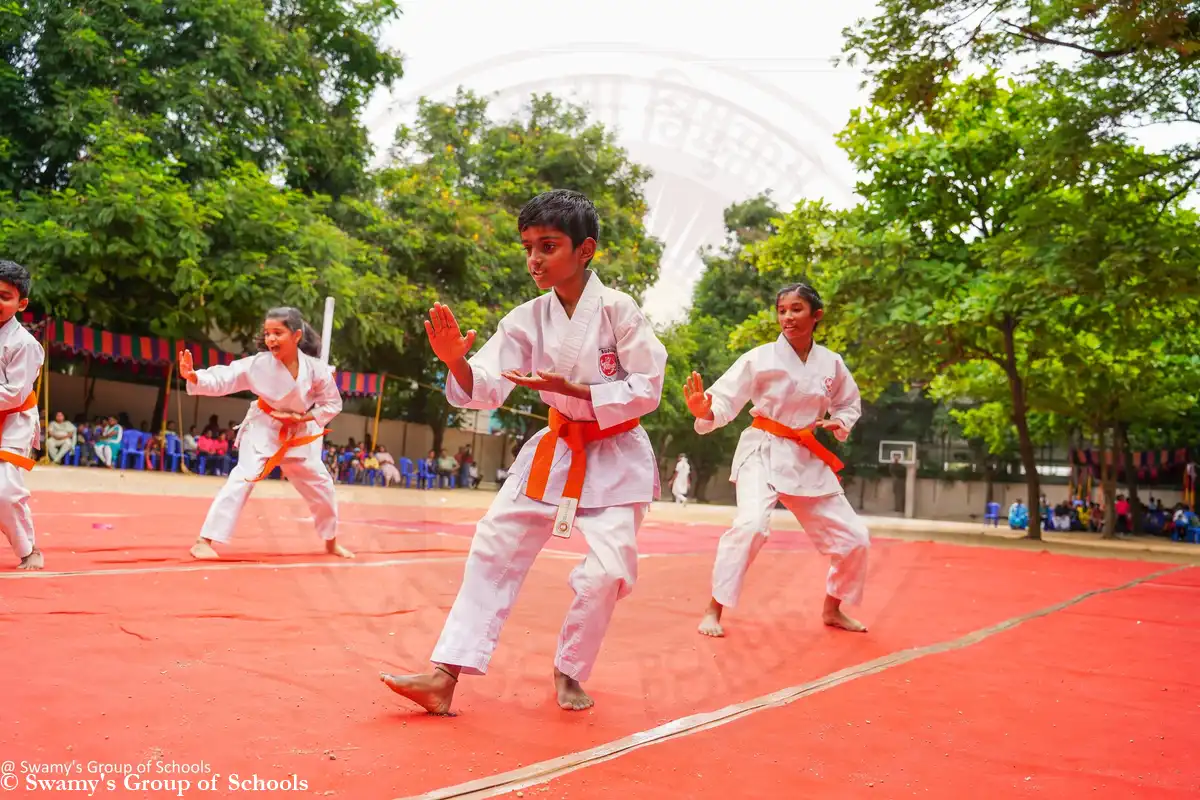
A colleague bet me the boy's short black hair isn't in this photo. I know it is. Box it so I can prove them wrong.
[0,259,32,299]
[517,189,600,258]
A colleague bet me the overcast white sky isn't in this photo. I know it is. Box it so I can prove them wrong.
[362,0,881,323]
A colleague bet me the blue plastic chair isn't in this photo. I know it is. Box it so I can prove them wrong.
[984,502,1000,527]
[399,457,416,488]
[163,434,182,472]
[120,431,148,469]
[418,460,436,489]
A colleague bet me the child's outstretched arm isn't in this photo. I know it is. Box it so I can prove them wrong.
[690,352,756,436]
[0,339,43,409]
[180,350,253,398]
[429,303,532,411]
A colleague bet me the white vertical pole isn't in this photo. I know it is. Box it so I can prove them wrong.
[319,296,335,366]
[905,462,918,519]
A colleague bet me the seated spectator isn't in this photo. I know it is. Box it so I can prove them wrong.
[209,431,231,476]
[1173,505,1191,539]
[375,446,401,486]
[1050,502,1070,532]
[436,449,457,487]
[182,426,199,459]
[95,416,123,468]
[361,450,380,483]
[202,414,221,438]
[1007,499,1028,530]
[196,430,219,473]
[46,411,77,464]
[77,420,98,467]
[145,431,165,469]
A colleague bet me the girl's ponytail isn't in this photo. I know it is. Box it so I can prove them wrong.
[299,321,322,358]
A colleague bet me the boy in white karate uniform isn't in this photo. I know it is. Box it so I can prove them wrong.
[0,260,46,571]
[685,283,870,637]
[178,307,353,561]
[382,189,668,714]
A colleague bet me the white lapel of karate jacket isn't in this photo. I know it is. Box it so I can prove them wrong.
[546,271,605,537]
[549,271,605,379]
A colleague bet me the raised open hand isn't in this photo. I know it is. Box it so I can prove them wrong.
[683,371,714,420]
[177,349,197,383]
[424,302,476,365]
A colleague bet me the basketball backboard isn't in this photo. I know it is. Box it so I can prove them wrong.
[878,440,918,466]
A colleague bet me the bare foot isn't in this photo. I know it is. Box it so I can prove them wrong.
[17,549,44,571]
[553,667,594,711]
[822,603,868,633]
[325,540,355,558]
[190,539,220,560]
[380,666,457,715]
[698,597,725,637]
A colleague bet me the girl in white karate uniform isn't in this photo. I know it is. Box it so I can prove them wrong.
[685,283,870,637]
[178,307,353,561]
[381,189,668,715]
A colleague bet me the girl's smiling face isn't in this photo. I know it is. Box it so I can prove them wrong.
[776,290,823,345]
[262,318,301,361]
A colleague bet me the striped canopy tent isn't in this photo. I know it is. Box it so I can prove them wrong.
[20,313,383,397]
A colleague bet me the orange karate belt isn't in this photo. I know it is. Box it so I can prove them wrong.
[751,416,845,474]
[525,409,641,535]
[246,398,329,483]
[0,391,39,471]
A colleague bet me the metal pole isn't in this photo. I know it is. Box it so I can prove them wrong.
[319,296,335,366]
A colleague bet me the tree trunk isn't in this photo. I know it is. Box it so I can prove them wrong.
[1002,318,1042,540]
[694,466,710,503]
[1117,422,1143,533]
[150,367,169,433]
[1101,426,1118,539]
[81,356,96,418]
[430,418,446,455]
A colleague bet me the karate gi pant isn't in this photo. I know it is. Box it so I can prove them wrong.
[711,453,869,609]
[198,427,338,545]
[0,457,36,560]
[432,479,646,683]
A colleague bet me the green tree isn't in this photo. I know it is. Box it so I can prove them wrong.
[1,116,417,367]
[840,0,1200,198]
[340,89,665,452]
[2,119,213,335]
[0,0,403,197]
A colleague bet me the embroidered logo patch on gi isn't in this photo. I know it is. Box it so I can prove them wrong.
[823,376,835,395]
[598,347,623,381]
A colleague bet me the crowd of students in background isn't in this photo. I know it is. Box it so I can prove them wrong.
[36,410,489,489]
[321,441,483,488]
[1007,494,1198,539]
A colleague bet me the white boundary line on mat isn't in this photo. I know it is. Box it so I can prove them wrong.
[395,564,1191,800]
